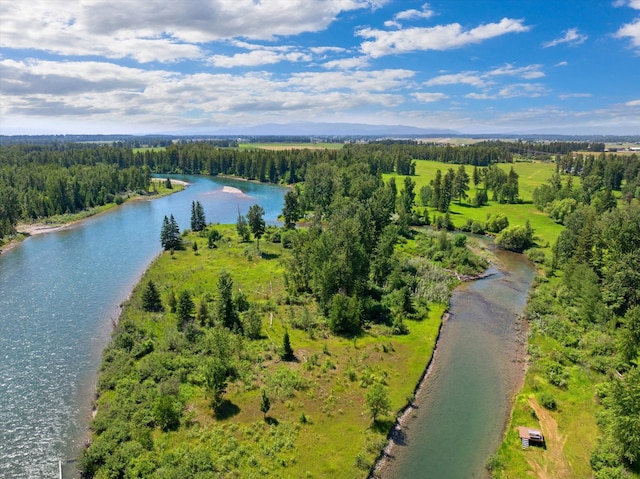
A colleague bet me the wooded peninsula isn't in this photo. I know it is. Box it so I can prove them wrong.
[1,138,638,478]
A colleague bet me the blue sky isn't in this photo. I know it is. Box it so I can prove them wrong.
[1,0,639,135]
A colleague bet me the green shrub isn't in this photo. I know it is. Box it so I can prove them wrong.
[539,392,557,410]
[485,453,504,471]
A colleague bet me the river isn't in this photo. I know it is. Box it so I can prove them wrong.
[1,178,534,479]
[380,245,535,478]
[0,176,287,478]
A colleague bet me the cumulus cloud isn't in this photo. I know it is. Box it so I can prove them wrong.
[0,0,386,63]
[358,18,529,57]
[0,58,412,127]
[615,18,640,50]
[627,99,640,106]
[209,49,312,68]
[543,28,588,47]
[614,0,640,9]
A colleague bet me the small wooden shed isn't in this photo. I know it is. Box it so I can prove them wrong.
[518,426,544,449]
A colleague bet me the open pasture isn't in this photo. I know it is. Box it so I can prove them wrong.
[386,159,565,249]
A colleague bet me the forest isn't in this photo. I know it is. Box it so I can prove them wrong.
[1,138,639,477]
[77,155,489,478]
[2,139,631,242]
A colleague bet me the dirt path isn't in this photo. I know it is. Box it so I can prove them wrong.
[527,397,571,479]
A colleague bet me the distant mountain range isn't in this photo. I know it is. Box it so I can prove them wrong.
[169,122,460,137]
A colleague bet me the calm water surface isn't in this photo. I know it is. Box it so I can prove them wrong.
[0,176,286,478]
[382,247,535,479]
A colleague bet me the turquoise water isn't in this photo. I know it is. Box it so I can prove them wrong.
[0,176,286,478]
[381,248,535,479]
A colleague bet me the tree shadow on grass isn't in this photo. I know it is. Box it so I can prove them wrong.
[259,251,280,260]
[371,418,395,434]
[265,416,279,426]
[215,399,240,420]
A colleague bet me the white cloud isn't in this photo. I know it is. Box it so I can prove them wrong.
[487,64,545,79]
[394,3,435,21]
[554,61,569,67]
[209,50,311,68]
[309,46,348,55]
[358,18,529,57]
[0,58,412,127]
[0,0,387,63]
[466,83,548,100]
[425,63,544,88]
[425,72,491,88]
[322,56,371,69]
[543,28,588,47]
[615,18,640,49]
[614,0,640,9]
[412,92,448,102]
[626,99,640,106]
[288,69,415,93]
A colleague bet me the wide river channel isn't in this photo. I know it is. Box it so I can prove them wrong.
[0,175,535,479]
[0,175,286,478]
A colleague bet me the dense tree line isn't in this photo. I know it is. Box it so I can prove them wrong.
[1,138,563,239]
[533,153,640,223]
[346,141,514,166]
[521,200,640,477]
[498,140,605,155]
[0,161,150,239]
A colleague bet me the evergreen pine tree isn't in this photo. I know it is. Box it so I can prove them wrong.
[260,390,271,419]
[177,290,194,330]
[160,215,170,250]
[281,329,294,360]
[216,270,240,330]
[169,214,181,250]
[141,280,163,312]
[191,200,206,232]
[196,300,209,326]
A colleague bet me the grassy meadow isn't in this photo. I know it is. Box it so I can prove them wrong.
[385,159,565,252]
[105,224,446,478]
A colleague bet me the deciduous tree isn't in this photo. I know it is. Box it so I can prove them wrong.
[247,203,266,250]
[366,383,390,423]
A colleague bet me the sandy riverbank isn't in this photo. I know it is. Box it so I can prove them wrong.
[221,185,244,194]
[1,179,190,255]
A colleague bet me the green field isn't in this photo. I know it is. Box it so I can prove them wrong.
[385,159,565,251]
[132,146,167,153]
